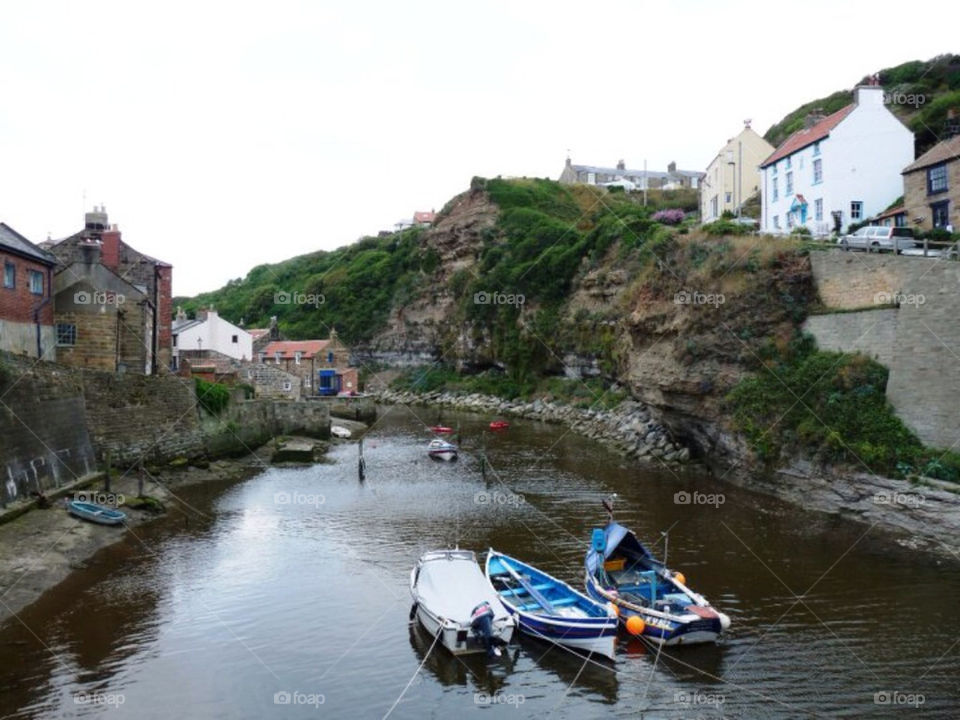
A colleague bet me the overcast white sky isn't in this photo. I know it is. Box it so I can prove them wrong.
[0,0,955,296]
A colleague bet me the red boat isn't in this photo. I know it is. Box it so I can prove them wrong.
[489,421,510,430]
[430,425,454,434]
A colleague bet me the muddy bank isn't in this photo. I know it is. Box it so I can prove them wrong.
[0,453,267,626]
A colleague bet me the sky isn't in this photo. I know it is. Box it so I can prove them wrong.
[1,0,956,296]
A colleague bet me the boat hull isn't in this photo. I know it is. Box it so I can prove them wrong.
[428,450,457,461]
[67,501,126,526]
[413,602,515,656]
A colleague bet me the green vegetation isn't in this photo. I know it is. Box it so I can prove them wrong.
[390,366,627,410]
[765,54,960,155]
[195,378,231,416]
[728,334,960,482]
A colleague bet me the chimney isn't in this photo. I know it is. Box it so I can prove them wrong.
[804,110,826,129]
[84,205,109,233]
[945,108,960,139]
[175,306,187,322]
[79,238,101,266]
[269,315,279,340]
[100,222,121,271]
[854,84,884,106]
[616,159,626,170]
[667,161,677,174]
[197,308,209,322]
[565,156,572,167]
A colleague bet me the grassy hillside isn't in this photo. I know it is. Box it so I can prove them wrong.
[765,54,960,155]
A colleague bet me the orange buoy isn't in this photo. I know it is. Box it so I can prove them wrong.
[625,615,646,636]
[674,571,686,586]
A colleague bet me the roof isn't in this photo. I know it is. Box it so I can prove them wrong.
[248,328,270,340]
[172,319,204,333]
[874,205,906,220]
[261,339,330,358]
[902,134,960,174]
[0,223,57,265]
[413,211,436,224]
[760,105,855,168]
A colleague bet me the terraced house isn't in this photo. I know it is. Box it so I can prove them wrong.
[760,82,913,236]
[902,132,960,231]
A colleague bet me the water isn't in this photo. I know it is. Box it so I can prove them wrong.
[0,407,957,718]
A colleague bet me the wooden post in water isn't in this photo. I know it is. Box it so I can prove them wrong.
[137,460,144,498]
[358,437,366,481]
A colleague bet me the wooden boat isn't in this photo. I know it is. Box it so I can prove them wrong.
[486,549,618,660]
[584,522,730,646]
[67,500,126,526]
[331,425,352,439]
[410,549,516,656]
[489,420,510,430]
[429,425,454,434]
[427,438,458,461]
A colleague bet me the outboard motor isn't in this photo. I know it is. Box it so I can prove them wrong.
[470,602,500,658]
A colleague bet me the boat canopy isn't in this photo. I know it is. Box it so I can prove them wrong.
[586,523,654,573]
[416,552,509,623]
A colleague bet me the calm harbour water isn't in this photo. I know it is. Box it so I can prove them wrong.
[0,406,957,719]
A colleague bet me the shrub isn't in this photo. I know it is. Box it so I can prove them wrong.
[790,226,812,236]
[195,378,231,416]
[651,209,685,225]
[702,220,749,236]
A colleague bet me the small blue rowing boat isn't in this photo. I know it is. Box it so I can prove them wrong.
[486,549,618,660]
[67,500,126,526]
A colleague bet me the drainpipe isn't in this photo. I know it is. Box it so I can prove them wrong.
[152,266,160,375]
[32,265,54,359]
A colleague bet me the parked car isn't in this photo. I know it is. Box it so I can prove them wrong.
[838,226,916,253]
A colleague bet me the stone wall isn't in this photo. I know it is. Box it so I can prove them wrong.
[0,354,97,507]
[808,251,960,449]
[203,399,330,457]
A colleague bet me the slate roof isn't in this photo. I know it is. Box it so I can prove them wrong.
[760,105,855,168]
[902,134,960,173]
[0,223,57,265]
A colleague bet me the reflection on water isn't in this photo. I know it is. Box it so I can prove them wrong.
[0,406,957,719]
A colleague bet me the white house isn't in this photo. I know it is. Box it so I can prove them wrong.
[171,308,252,369]
[760,83,914,236]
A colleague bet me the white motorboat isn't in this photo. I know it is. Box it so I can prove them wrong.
[409,549,516,656]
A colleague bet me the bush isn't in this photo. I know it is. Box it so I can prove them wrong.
[790,226,812,236]
[651,209,685,225]
[702,220,749,236]
[195,378,231,416]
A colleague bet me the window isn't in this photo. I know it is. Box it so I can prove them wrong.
[773,215,781,229]
[814,198,823,222]
[711,196,718,217]
[772,177,779,201]
[587,172,596,184]
[282,381,292,391]
[327,351,334,363]
[258,352,266,363]
[787,213,795,229]
[231,334,238,343]
[3,262,14,288]
[725,192,732,203]
[295,351,302,365]
[772,162,778,175]
[931,201,950,228]
[928,164,948,194]
[172,335,178,347]
[56,324,76,346]
[274,352,282,363]
[851,201,863,221]
[813,142,821,156]
[785,157,791,169]
[785,172,793,195]
[304,377,311,388]
[813,159,822,184]
[798,157,804,170]
[28,270,43,295]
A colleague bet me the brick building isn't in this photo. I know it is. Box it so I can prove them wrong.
[53,240,154,374]
[902,132,960,232]
[0,223,57,359]
[44,207,173,373]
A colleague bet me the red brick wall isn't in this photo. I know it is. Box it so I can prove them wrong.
[100,230,121,270]
[0,251,54,325]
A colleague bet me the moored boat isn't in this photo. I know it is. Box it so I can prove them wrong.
[410,549,516,656]
[331,425,352,439]
[584,522,730,646]
[486,549,618,660]
[429,425,454,434]
[66,500,127,526]
[489,420,510,430]
[427,438,458,461]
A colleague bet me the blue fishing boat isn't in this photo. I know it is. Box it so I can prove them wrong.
[486,549,619,660]
[67,500,127,526]
[585,522,730,646]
